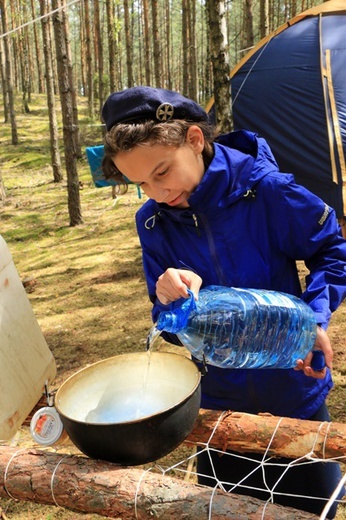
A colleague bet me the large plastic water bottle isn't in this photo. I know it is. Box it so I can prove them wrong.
[155,286,324,370]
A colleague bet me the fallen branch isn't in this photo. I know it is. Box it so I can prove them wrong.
[0,447,317,519]
[185,410,346,460]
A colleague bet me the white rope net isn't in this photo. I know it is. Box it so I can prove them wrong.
[136,411,346,520]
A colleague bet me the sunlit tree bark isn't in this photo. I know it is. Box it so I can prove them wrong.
[142,0,151,85]
[52,0,83,226]
[39,0,63,183]
[260,0,269,38]
[206,0,231,132]
[83,0,94,118]
[106,0,117,93]
[0,0,18,144]
[30,0,45,93]
[151,0,161,87]
[123,0,133,86]
[94,0,105,113]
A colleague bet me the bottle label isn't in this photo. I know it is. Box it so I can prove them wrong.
[236,288,296,308]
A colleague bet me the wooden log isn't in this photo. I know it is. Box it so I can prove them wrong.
[186,410,346,460]
[0,446,317,519]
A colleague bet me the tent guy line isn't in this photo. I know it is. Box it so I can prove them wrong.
[0,0,80,40]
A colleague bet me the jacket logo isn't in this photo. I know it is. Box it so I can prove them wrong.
[318,204,329,226]
[243,189,256,199]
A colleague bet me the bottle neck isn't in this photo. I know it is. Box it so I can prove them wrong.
[156,310,184,333]
[157,290,197,333]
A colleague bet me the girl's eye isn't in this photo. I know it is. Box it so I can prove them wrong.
[157,169,168,177]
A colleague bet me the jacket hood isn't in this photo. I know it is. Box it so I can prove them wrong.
[214,130,279,204]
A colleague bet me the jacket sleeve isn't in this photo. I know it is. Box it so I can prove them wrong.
[264,174,346,329]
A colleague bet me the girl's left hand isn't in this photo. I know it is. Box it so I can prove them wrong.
[295,326,333,379]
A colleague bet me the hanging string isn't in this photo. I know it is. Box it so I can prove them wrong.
[134,465,156,519]
[3,448,26,500]
[0,0,81,40]
[50,454,71,507]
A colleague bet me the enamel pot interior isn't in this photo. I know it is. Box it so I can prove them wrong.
[55,351,201,465]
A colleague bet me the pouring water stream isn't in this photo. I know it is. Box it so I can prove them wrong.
[84,326,162,423]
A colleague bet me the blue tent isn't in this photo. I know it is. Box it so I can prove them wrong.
[229,0,346,219]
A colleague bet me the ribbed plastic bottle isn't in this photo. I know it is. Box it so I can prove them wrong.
[156,285,325,370]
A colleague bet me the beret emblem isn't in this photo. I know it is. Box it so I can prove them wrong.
[156,102,174,121]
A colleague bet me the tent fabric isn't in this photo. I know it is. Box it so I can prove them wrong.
[230,0,346,218]
[86,145,142,198]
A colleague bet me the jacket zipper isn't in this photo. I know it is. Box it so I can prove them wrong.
[192,213,201,236]
[193,212,227,285]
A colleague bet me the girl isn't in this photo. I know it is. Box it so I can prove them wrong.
[102,86,346,518]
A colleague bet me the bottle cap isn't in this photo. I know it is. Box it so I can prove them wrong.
[30,406,65,446]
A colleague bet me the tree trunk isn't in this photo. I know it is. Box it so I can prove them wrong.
[62,0,82,158]
[206,0,231,132]
[189,0,198,101]
[52,0,83,226]
[260,0,269,38]
[124,0,133,87]
[164,0,171,90]
[0,36,9,123]
[83,0,94,119]
[142,0,151,85]
[244,0,254,49]
[17,3,31,113]
[0,174,6,201]
[151,0,161,87]
[39,0,63,183]
[106,0,117,93]
[0,0,18,144]
[0,447,317,519]
[186,409,346,460]
[182,0,189,97]
[94,0,104,114]
[9,0,20,92]
[30,0,45,94]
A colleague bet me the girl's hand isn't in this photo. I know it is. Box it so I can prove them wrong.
[295,326,333,379]
[156,268,202,305]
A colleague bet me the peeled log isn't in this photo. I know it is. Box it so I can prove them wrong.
[0,446,318,519]
[186,410,346,460]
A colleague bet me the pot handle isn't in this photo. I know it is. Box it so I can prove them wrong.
[200,354,208,376]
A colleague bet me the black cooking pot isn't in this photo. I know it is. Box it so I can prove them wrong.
[55,351,201,465]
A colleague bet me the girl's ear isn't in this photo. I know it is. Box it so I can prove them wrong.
[186,125,205,154]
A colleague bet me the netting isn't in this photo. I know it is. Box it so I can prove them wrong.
[1,410,345,518]
[136,411,346,519]
[0,412,346,520]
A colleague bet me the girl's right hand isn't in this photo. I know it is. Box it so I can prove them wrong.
[156,268,202,305]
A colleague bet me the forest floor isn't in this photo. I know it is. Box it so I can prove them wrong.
[0,95,345,519]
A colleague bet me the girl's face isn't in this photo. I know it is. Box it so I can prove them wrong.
[113,126,205,208]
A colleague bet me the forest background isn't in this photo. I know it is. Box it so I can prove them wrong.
[0,0,330,224]
[1,0,345,518]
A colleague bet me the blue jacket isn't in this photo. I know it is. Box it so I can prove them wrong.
[136,130,346,419]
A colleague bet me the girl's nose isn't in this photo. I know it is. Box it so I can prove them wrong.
[155,188,170,203]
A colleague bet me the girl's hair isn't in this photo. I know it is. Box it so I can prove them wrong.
[102,119,216,190]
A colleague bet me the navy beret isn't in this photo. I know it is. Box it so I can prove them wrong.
[102,86,208,131]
